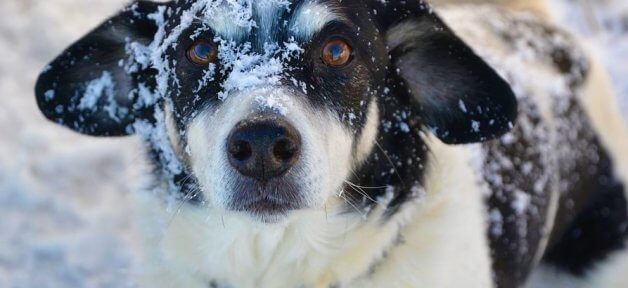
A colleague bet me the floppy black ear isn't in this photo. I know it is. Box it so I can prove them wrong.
[35,0,170,136]
[370,1,517,144]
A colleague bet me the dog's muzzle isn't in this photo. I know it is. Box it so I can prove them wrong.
[225,114,304,216]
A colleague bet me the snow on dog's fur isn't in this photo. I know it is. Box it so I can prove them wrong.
[34,0,627,287]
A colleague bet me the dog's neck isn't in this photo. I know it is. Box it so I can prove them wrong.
[134,181,416,287]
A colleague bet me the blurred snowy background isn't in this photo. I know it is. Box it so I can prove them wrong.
[0,0,625,287]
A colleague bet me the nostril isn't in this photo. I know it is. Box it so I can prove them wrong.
[227,116,302,181]
[273,138,299,162]
[230,140,253,161]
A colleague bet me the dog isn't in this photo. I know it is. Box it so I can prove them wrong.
[34,0,628,287]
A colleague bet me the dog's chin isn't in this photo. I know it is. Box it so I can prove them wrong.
[232,196,303,224]
[226,177,309,223]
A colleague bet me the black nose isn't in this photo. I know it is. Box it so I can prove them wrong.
[227,117,301,182]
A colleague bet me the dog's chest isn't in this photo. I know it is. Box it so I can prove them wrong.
[134,190,412,288]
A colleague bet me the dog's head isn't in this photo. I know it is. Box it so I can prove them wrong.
[35,0,516,222]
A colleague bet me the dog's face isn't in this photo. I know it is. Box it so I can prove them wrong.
[165,0,390,219]
[35,0,516,222]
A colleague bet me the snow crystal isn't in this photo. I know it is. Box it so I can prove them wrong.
[511,190,531,215]
[132,106,183,178]
[132,83,159,110]
[399,122,410,133]
[488,208,504,236]
[377,185,396,204]
[77,71,115,111]
[44,89,55,101]
[194,63,217,93]
[76,71,128,122]
[215,40,285,100]
[458,99,467,113]
[254,89,291,115]
[471,120,480,132]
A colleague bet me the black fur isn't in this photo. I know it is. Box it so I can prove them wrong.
[367,0,518,145]
[544,152,628,276]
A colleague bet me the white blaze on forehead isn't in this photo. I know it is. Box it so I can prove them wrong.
[200,0,292,40]
[289,1,345,40]
[253,1,291,41]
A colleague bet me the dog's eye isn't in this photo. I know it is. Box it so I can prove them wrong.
[187,40,218,65]
[322,38,352,67]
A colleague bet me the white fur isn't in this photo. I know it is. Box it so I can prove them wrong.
[353,101,379,166]
[577,50,628,186]
[289,0,344,40]
[354,137,495,288]
[164,103,184,158]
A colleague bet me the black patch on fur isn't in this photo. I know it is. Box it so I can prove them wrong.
[544,169,627,276]
[543,101,627,276]
[482,95,552,288]
[479,12,598,287]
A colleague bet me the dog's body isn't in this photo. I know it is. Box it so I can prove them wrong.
[34,1,627,287]
[440,5,628,287]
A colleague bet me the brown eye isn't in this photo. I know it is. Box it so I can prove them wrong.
[322,38,352,67]
[187,40,217,65]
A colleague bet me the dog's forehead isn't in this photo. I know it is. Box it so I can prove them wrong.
[175,0,347,42]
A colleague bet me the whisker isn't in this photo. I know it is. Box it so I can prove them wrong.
[337,190,367,219]
[167,185,201,227]
[374,140,406,188]
[345,180,387,190]
[343,180,379,204]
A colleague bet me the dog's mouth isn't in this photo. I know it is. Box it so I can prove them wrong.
[227,177,306,220]
[236,195,301,216]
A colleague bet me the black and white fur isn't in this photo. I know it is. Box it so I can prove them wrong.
[34,0,628,287]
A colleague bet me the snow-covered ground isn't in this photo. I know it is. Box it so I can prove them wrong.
[0,1,141,287]
[0,1,625,287]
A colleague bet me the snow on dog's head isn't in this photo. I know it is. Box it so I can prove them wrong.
[35,0,517,222]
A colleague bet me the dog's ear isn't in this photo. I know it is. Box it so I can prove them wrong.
[35,1,171,136]
[370,1,517,144]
